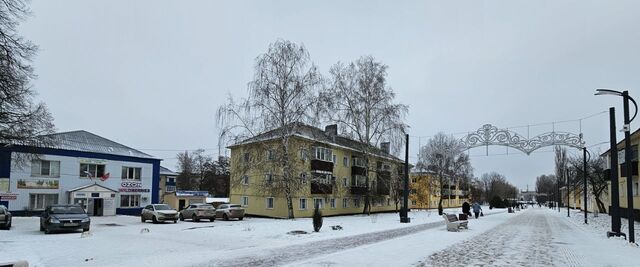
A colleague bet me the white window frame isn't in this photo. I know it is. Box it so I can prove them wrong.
[122,167,142,180]
[330,198,336,209]
[332,154,337,164]
[266,197,274,209]
[31,160,60,177]
[343,178,348,187]
[265,173,274,184]
[343,156,349,167]
[353,157,365,167]
[300,173,307,184]
[313,198,324,209]
[166,185,176,192]
[167,177,176,183]
[343,198,349,208]
[120,194,140,208]
[241,196,249,207]
[313,147,332,162]
[242,175,249,185]
[267,150,275,161]
[29,194,58,210]
[80,163,105,178]
[299,198,307,210]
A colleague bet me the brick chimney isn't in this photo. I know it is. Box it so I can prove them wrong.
[380,142,390,154]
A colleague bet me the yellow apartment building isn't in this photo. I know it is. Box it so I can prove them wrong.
[409,171,469,210]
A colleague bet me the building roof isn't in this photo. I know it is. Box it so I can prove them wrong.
[32,130,157,160]
[68,183,118,192]
[228,123,403,162]
[600,127,640,157]
[175,190,209,197]
[160,166,178,176]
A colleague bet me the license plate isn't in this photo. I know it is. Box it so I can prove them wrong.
[64,223,78,227]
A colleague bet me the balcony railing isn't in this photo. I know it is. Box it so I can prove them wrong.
[620,161,639,177]
[352,166,366,176]
[350,186,367,195]
[311,180,333,194]
[311,159,334,172]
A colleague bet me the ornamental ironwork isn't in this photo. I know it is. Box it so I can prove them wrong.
[459,124,584,155]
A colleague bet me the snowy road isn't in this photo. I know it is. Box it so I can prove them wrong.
[422,208,636,267]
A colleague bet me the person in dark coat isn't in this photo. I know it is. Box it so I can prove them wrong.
[462,202,471,217]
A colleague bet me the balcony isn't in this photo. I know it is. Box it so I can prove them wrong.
[311,160,333,172]
[350,186,367,195]
[311,180,333,194]
[620,161,639,177]
[352,166,366,176]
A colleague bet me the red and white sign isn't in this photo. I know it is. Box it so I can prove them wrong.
[0,193,18,200]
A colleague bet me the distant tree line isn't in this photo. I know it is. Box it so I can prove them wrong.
[175,149,230,197]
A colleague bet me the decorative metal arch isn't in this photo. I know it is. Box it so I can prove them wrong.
[459,124,584,155]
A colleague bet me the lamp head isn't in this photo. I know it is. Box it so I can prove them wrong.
[595,88,623,96]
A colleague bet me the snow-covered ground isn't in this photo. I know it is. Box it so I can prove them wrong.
[0,207,501,267]
[3,207,636,267]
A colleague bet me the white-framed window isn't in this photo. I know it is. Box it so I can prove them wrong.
[300,149,308,161]
[242,175,249,185]
[243,152,250,163]
[267,150,275,160]
[120,194,140,208]
[353,157,365,167]
[31,160,60,177]
[354,198,361,208]
[167,177,176,183]
[313,198,324,209]
[342,198,349,208]
[299,198,307,210]
[313,147,332,162]
[343,178,348,187]
[265,173,274,184]
[332,154,337,164]
[266,197,274,209]
[330,198,336,209]
[411,200,417,205]
[343,156,349,167]
[634,181,639,196]
[352,175,367,187]
[411,177,417,183]
[29,194,58,210]
[80,163,105,178]
[300,173,307,184]
[313,173,332,184]
[241,196,249,207]
[122,167,142,180]
[166,185,176,192]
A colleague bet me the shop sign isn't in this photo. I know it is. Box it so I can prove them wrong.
[121,181,142,188]
[119,188,150,193]
[79,159,107,165]
[0,193,17,200]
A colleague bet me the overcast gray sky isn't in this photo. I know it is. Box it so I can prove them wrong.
[19,0,640,190]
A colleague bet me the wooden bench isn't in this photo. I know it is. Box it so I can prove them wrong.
[443,213,468,232]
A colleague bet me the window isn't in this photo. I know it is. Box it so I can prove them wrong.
[332,154,337,164]
[343,198,349,208]
[330,198,336,209]
[299,198,307,210]
[412,200,417,205]
[300,149,308,161]
[166,185,176,192]
[266,197,274,209]
[265,173,274,184]
[313,198,324,209]
[243,152,250,163]
[351,175,367,187]
[343,178,348,187]
[241,196,249,207]
[312,172,331,184]
[411,177,417,183]
[80,163,105,178]
[354,198,361,208]
[353,157,365,167]
[242,175,249,185]
[313,147,332,162]
[31,160,60,177]
[300,173,307,184]
[29,194,58,210]
[122,167,141,180]
[120,194,140,208]
[634,181,639,196]
[343,156,349,167]
[167,177,176,183]
[267,150,275,160]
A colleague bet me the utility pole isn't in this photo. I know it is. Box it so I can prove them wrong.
[607,107,623,238]
[400,134,410,223]
[622,91,635,243]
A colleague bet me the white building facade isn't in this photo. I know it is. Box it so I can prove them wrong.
[0,131,161,216]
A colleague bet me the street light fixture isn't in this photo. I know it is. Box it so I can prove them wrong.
[595,88,638,243]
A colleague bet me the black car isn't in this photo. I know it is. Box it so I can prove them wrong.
[40,204,90,234]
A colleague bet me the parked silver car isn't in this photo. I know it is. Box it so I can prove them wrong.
[179,203,216,222]
[0,205,11,230]
[141,204,178,223]
[215,204,245,221]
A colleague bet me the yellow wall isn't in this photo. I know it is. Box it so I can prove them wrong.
[409,172,468,209]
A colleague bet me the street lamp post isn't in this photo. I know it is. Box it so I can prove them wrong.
[583,147,591,224]
[557,175,560,212]
[596,89,638,243]
[607,107,623,238]
[566,168,570,217]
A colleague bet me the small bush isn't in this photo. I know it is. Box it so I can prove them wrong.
[313,202,323,232]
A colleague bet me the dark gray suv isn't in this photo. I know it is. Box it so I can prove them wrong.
[40,205,90,234]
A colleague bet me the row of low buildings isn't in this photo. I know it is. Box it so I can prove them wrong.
[561,127,640,221]
[0,125,468,218]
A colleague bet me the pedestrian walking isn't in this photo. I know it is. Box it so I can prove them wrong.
[472,202,482,219]
[462,202,471,217]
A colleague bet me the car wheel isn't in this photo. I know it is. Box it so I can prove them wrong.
[239,217,243,221]
[210,218,215,222]
[152,216,158,224]
[179,214,184,221]
[192,214,200,222]
[83,227,90,232]
[223,214,229,221]
[44,228,51,234]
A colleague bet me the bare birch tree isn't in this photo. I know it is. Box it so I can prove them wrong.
[417,132,470,215]
[0,0,55,161]
[217,40,321,219]
[568,153,608,213]
[320,56,408,215]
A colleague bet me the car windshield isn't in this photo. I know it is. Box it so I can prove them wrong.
[230,205,241,208]
[154,205,173,210]
[50,206,85,214]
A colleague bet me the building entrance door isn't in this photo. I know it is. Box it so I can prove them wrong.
[93,198,104,216]
[179,199,186,211]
